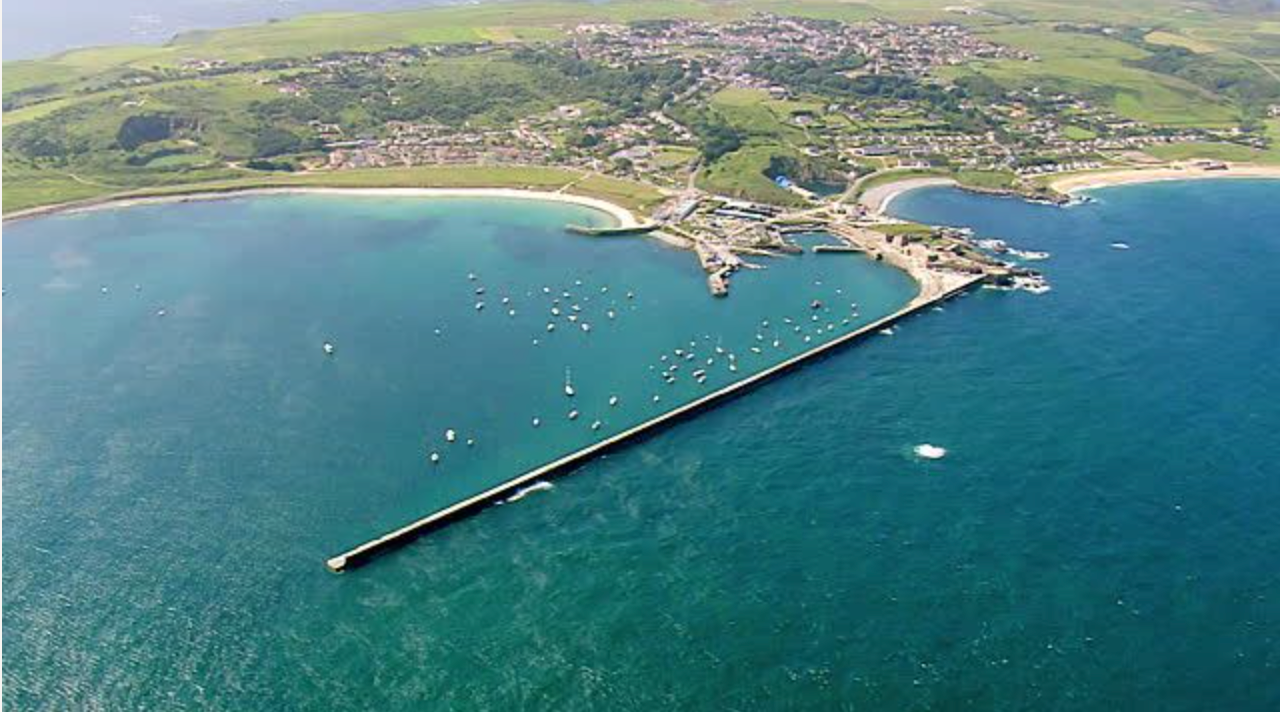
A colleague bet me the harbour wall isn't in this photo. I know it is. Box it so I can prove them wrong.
[326,275,983,572]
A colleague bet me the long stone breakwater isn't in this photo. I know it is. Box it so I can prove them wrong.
[325,274,984,572]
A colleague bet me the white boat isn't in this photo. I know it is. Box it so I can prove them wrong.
[568,409,579,420]
[475,287,485,295]
[532,417,541,428]
[581,323,591,332]
[445,429,456,443]
[429,452,441,464]
[568,314,579,323]
[606,310,616,319]
[652,395,661,403]
[467,272,477,281]
[609,395,619,406]
[546,323,556,332]
[501,296,510,305]
[475,301,485,311]
[564,368,576,397]
[1111,242,1131,250]
[466,438,475,447]
[772,339,781,348]
[508,309,517,317]
[879,327,895,336]
[591,420,601,431]
[323,342,335,355]
[551,307,561,316]
[157,309,167,317]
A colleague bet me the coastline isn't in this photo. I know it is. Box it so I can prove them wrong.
[2,186,640,228]
[1048,163,1280,194]
[857,177,958,216]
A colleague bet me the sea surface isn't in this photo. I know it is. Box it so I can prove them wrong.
[2,0,464,60]
[4,182,1280,710]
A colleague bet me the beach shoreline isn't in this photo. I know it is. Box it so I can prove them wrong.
[857,177,958,216]
[1048,163,1280,194]
[2,186,640,228]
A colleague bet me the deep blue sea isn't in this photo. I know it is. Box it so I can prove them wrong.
[4,182,1280,710]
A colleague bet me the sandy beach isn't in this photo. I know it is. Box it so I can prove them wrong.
[858,177,957,216]
[3,186,640,227]
[1049,163,1280,193]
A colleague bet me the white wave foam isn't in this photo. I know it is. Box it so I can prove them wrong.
[505,481,554,503]
[914,443,948,460]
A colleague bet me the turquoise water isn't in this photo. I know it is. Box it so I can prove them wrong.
[5,183,1280,709]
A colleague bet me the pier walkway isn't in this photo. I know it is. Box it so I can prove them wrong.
[326,274,984,572]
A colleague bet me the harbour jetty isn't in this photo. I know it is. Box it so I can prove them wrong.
[325,272,982,572]
[812,244,863,254]
[565,222,661,236]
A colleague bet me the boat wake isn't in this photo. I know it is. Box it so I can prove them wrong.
[503,481,555,504]
[913,443,948,460]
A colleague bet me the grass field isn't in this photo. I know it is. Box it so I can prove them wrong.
[1145,141,1280,165]
[1144,31,1218,54]
[955,170,1019,190]
[697,144,804,205]
[943,25,1241,127]
[652,146,699,169]
[1063,125,1098,141]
